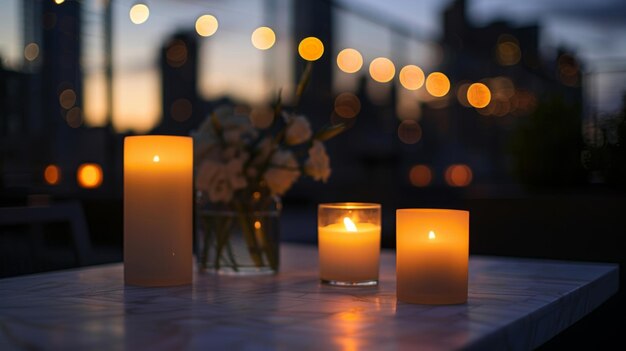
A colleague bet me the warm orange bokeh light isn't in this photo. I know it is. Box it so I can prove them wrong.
[251,26,276,50]
[336,48,363,73]
[249,106,274,129]
[425,72,450,97]
[397,120,422,144]
[24,43,39,61]
[166,39,187,67]
[66,107,83,128]
[445,164,473,187]
[399,65,425,90]
[129,3,149,25]
[369,57,395,83]
[195,15,219,37]
[77,163,103,189]
[409,165,432,187]
[59,89,77,109]
[298,37,324,61]
[170,98,192,122]
[496,35,521,66]
[44,164,61,185]
[334,92,361,118]
[467,83,491,108]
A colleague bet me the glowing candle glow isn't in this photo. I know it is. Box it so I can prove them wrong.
[396,209,469,304]
[124,136,193,286]
[318,203,381,286]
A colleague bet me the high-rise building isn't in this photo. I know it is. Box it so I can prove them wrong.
[154,31,203,136]
[292,1,334,126]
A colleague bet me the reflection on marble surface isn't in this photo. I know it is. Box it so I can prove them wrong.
[0,244,618,350]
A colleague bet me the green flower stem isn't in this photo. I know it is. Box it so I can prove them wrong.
[224,231,239,272]
[214,216,234,270]
[260,216,279,271]
[201,216,213,269]
[234,201,264,267]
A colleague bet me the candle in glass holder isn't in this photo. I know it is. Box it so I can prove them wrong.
[318,203,381,286]
[396,209,469,304]
[124,135,193,286]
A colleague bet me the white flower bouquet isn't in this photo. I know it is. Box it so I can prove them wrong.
[192,65,347,272]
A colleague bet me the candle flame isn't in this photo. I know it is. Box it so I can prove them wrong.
[428,230,436,240]
[153,155,160,163]
[343,217,357,232]
[254,221,262,230]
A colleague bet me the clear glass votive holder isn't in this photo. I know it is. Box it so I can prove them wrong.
[318,203,381,286]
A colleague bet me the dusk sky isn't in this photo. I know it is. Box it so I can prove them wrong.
[1,0,625,132]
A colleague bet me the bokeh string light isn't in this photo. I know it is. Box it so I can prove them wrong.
[195,14,219,37]
[369,57,395,83]
[120,0,521,159]
[129,3,150,25]
[251,27,276,50]
[399,65,425,90]
[425,72,450,97]
[336,48,363,74]
[298,37,324,61]
[44,164,61,185]
[77,163,103,189]
[467,83,491,108]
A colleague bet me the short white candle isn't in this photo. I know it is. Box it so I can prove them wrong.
[318,203,381,286]
[396,209,469,304]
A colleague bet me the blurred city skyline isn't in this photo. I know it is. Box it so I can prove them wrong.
[1,0,625,133]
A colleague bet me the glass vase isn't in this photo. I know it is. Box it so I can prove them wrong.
[195,195,281,274]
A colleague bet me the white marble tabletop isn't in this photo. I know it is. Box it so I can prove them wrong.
[0,244,618,351]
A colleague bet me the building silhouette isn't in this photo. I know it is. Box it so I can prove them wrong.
[1,0,87,194]
[416,0,583,186]
[292,1,334,126]
[153,31,207,136]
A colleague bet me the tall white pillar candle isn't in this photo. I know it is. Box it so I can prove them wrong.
[124,136,193,286]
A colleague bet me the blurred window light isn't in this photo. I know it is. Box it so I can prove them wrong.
[129,3,150,25]
[44,165,61,185]
[251,26,276,50]
[409,165,432,187]
[77,163,103,189]
[425,72,450,97]
[399,65,425,90]
[24,43,39,61]
[66,107,83,128]
[170,98,192,122]
[445,164,473,187]
[369,57,395,83]
[397,120,422,144]
[334,92,361,118]
[166,39,187,67]
[496,35,521,66]
[467,83,491,108]
[298,37,324,61]
[249,106,274,129]
[336,48,363,73]
[59,89,77,109]
[195,15,219,37]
